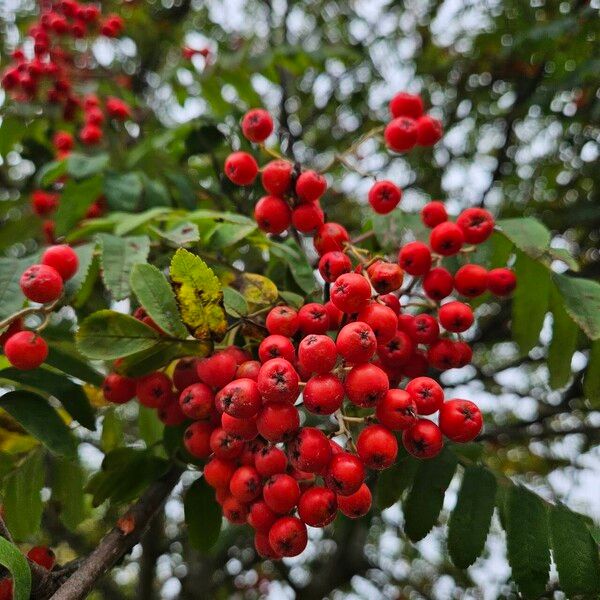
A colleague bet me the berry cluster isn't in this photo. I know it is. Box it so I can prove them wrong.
[0,546,55,600]
[1,245,78,370]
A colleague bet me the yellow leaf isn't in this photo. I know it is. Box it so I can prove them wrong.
[0,411,39,453]
[236,273,278,310]
[84,384,109,408]
[170,248,227,341]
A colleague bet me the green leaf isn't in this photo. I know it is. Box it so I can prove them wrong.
[104,172,144,212]
[548,284,578,389]
[584,341,600,407]
[448,466,497,569]
[52,457,87,530]
[0,391,78,458]
[130,263,188,338]
[496,218,551,259]
[3,450,45,540]
[45,344,104,386]
[550,504,600,597]
[101,408,124,452]
[138,405,164,447]
[279,290,304,309]
[76,310,159,359]
[113,207,171,236]
[170,248,227,340]
[185,123,225,155]
[223,286,249,317]
[403,448,458,542]
[97,233,150,300]
[376,454,419,510]
[271,241,317,294]
[372,211,427,250]
[153,222,200,246]
[0,255,38,320]
[64,243,97,301]
[184,477,222,552]
[37,159,67,187]
[505,485,550,599]
[55,176,103,236]
[0,536,32,600]
[208,222,257,249]
[67,152,109,179]
[512,251,550,353]
[553,273,600,341]
[141,175,171,208]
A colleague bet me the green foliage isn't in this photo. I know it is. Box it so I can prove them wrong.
[584,341,600,406]
[548,285,579,389]
[0,536,31,600]
[52,457,87,531]
[375,453,418,510]
[184,477,222,552]
[55,176,104,236]
[553,273,600,341]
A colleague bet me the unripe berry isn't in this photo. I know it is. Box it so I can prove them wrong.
[367,261,403,294]
[439,399,482,442]
[384,117,418,153]
[421,201,448,228]
[292,202,324,232]
[248,500,278,532]
[209,428,244,460]
[102,373,136,404]
[27,546,55,570]
[41,244,78,280]
[295,170,326,203]
[256,401,299,442]
[298,334,337,375]
[263,473,300,514]
[402,419,443,458]
[254,196,291,235]
[398,241,432,276]
[217,378,262,419]
[423,267,454,301]
[454,264,488,297]
[303,374,344,415]
[298,303,330,334]
[357,302,398,344]
[406,376,444,415]
[257,358,299,403]
[336,321,377,364]
[298,486,337,527]
[224,151,259,186]
[318,251,352,283]
[183,421,213,458]
[430,222,464,256]
[438,301,474,333]
[487,268,517,296]
[20,264,63,303]
[179,382,214,419]
[357,425,398,470]
[3,331,48,370]
[288,427,332,474]
[136,372,172,408]
[416,115,443,146]
[336,483,372,518]
[389,92,424,119]
[331,273,372,313]
[314,222,349,255]
[456,207,495,244]
[377,330,414,367]
[261,160,293,196]
[268,516,307,557]
[345,363,389,408]
[258,334,296,363]
[266,306,299,337]
[254,445,288,477]
[197,351,237,389]
[242,108,274,143]
[324,452,365,496]
[376,389,418,431]
[368,180,402,214]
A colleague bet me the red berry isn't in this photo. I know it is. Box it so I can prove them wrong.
[0,579,12,600]
[80,124,102,145]
[0,319,22,348]
[331,273,372,314]
[336,483,372,518]
[314,222,349,255]
[230,465,262,502]
[324,301,343,330]
[236,360,261,380]
[288,427,332,474]
[298,303,330,334]
[318,251,352,283]
[31,190,59,216]
[209,428,244,460]
[242,108,274,143]
[421,201,448,228]
[456,207,495,244]
[136,372,171,408]
[454,264,488,297]
[367,261,404,294]
[27,546,55,570]
[439,399,482,442]
[172,357,200,391]
[292,202,324,232]
[377,330,414,367]
[357,302,398,344]
[53,130,74,152]
[257,358,299,403]
[402,419,443,458]
[254,196,291,235]
[336,321,377,364]
[254,445,288,477]
[224,151,259,186]
[384,117,418,153]
[221,413,258,441]
[102,373,136,404]
[403,350,430,379]
[258,334,295,363]
[427,338,460,371]
[406,376,444,415]
[488,268,516,296]
[379,293,401,314]
[303,374,344,415]
[324,452,365,496]
[368,180,402,214]
[41,244,78,281]
[430,222,464,256]
[268,516,307,557]
[197,351,237,389]
[376,389,418,431]
[222,496,249,524]
[298,486,337,527]
[398,241,432,276]
[261,160,293,196]
[183,421,213,458]
[406,313,440,345]
[158,398,186,426]
[389,92,424,119]
[266,306,299,337]
[248,500,278,532]
[298,334,337,375]
[179,382,214,419]
[263,473,300,514]
[416,115,443,146]
[345,363,389,408]
[295,170,327,203]
[356,425,398,470]
[106,97,131,120]
[423,267,454,301]
[453,340,473,368]
[256,401,299,442]
[217,378,262,419]
[438,301,474,333]
[254,530,281,559]
[205,457,237,489]
[19,264,63,303]
[3,331,48,370]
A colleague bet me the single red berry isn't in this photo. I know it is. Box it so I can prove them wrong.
[158,397,186,426]
[287,427,332,474]
[268,516,307,557]
[376,389,418,431]
[367,261,404,294]
[416,115,443,146]
[454,264,488,297]
[172,357,200,391]
[377,330,414,367]
[209,428,244,460]
[236,360,262,380]
[254,196,291,235]
[80,124,103,145]
[389,92,424,119]
[384,117,418,153]
[298,334,337,375]
[230,465,262,503]
[261,160,293,196]
[258,334,296,363]
[303,374,344,415]
[438,301,474,333]
[368,180,402,214]
[336,483,372,518]
[136,372,171,408]
[183,421,213,458]
[439,399,482,442]
[254,530,281,559]
[224,151,259,186]
[298,303,330,334]
[336,321,377,364]
[256,401,299,442]
[430,222,464,256]
[453,340,473,368]
[292,202,324,232]
[257,358,299,403]
[31,190,59,216]
[357,302,398,344]
[254,445,288,477]
[406,313,440,345]
[3,331,48,370]
[313,222,349,255]
[324,301,343,330]
[402,350,430,379]
[357,425,398,470]
[398,241,432,276]
[53,130,74,152]
[331,273,372,314]
[402,419,443,458]
[318,251,352,283]
[242,108,274,142]
[324,452,365,496]
[222,496,249,524]
[345,363,389,408]
[221,413,258,441]
[423,267,454,301]
[406,376,444,415]
[248,499,278,532]
[266,306,299,337]
[27,546,55,570]
[456,207,495,244]
[0,578,12,600]
[379,293,401,314]
[197,351,237,389]
[263,473,300,514]
[41,245,78,281]
[217,378,262,419]
[295,170,327,203]
[298,486,337,527]
[102,373,136,404]
[421,201,448,228]
[179,382,214,419]
[19,264,63,303]
[427,338,460,371]
[106,97,132,120]
[487,268,516,296]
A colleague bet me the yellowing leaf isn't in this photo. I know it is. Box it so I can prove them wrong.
[84,384,109,408]
[236,273,278,309]
[0,412,39,454]
[169,248,227,340]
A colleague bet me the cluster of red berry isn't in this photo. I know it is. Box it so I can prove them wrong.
[0,245,79,370]
[0,546,55,600]
[1,0,129,143]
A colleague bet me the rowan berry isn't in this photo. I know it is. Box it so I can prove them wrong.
[298,302,330,334]
[303,374,345,415]
[402,419,443,458]
[377,330,415,367]
[420,200,448,228]
[378,293,401,314]
[288,427,332,474]
[254,196,291,235]
[236,360,262,380]
[254,445,288,477]
[439,399,482,442]
[292,202,324,232]
[336,483,372,518]
[384,117,418,152]
[357,302,398,344]
[254,531,281,559]
[221,413,258,441]
[416,115,443,146]
[313,222,349,255]
[102,373,136,404]
[324,452,365,496]
[136,372,171,408]
[209,428,244,460]
[427,338,460,370]
[454,264,488,297]
[197,351,237,389]
[248,500,278,532]
[430,222,464,256]
[158,397,186,426]
[318,251,352,283]
[331,273,372,313]
[356,425,398,470]
[217,378,262,419]
[242,108,274,142]
[261,160,293,196]
[389,92,423,119]
[345,363,389,408]
[487,267,517,296]
[27,546,55,570]
[376,389,417,431]
[222,496,249,524]
[336,321,377,364]
[20,264,63,303]
[268,516,307,557]
[263,473,300,514]
[257,358,299,403]
[456,207,495,244]
[296,170,327,203]
[256,401,299,442]
[224,151,259,186]
[407,313,440,345]
[438,301,474,333]
[183,421,213,458]
[406,376,444,415]
[398,241,432,276]
[298,334,337,375]
[298,486,337,527]
[266,306,299,337]
[258,334,296,363]
[368,180,402,214]
[423,267,454,301]
[367,261,404,294]
[179,382,214,419]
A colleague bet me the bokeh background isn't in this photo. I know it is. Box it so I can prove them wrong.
[1,1,600,598]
